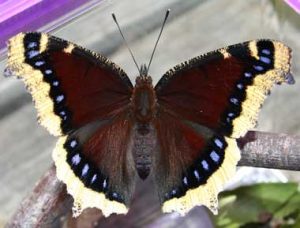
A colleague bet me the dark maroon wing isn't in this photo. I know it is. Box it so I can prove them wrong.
[153,109,240,215]
[155,40,293,139]
[153,40,293,214]
[6,32,133,136]
[53,110,136,217]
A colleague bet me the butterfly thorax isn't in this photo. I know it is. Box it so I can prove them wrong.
[131,75,157,135]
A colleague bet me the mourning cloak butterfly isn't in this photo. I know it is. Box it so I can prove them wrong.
[5,29,294,217]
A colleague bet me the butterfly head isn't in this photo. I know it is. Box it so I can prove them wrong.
[135,64,153,87]
[140,64,148,76]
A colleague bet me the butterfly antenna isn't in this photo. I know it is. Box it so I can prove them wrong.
[112,13,141,75]
[146,9,170,75]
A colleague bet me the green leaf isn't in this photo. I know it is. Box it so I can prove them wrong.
[214,183,300,227]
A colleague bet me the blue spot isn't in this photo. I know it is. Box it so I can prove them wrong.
[183,176,188,186]
[91,174,97,184]
[262,49,271,55]
[103,179,107,189]
[210,151,220,163]
[45,69,52,75]
[171,189,177,196]
[260,56,271,64]
[214,138,223,149]
[71,154,81,165]
[52,81,59,86]
[202,160,209,170]
[27,42,37,49]
[27,50,39,59]
[112,192,119,199]
[228,112,234,117]
[237,83,243,89]
[81,164,89,177]
[230,97,239,105]
[35,61,45,67]
[254,65,264,71]
[56,95,64,103]
[59,111,67,120]
[70,140,77,148]
[194,170,200,181]
[244,72,252,78]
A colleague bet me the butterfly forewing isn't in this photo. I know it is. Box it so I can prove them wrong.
[6,32,133,136]
[155,40,292,138]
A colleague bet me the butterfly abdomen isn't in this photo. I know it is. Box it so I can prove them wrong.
[131,124,158,179]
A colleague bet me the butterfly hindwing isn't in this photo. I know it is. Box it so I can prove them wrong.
[155,40,293,138]
[154,40,293,215]
[153,110,240,214]
[6,32,133,136]
[53,111,136,216]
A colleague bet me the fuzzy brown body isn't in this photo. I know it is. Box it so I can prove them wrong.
[130,75,157,179]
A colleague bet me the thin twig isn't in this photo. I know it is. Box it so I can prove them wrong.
[6,131,300,227]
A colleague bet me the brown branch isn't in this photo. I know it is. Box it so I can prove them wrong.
[6,131,300,227]
[238,131,300,171]
[5,165,72,228]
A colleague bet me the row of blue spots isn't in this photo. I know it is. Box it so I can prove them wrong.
[181,137,223,189]
[66,139,122,201]
[253,47,272,72]
[25,39,69,126]
[165,136,226,200]
[222,44,273,136]
[68,139,108,190]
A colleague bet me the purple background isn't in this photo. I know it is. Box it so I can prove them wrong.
[284,0,300,13]
[0,0,100,57]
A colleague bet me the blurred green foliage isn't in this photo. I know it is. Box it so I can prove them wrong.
[214,183,300,228]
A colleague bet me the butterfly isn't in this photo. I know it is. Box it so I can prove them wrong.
[5,25,294,217]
